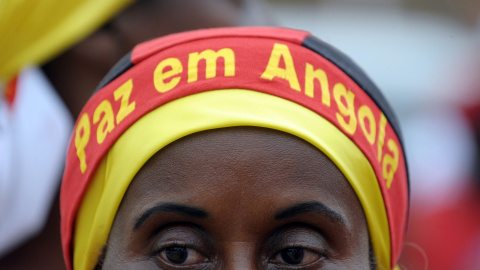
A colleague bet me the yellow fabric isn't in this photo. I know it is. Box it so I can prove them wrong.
[0,0,134,83]
[74,89,391,270]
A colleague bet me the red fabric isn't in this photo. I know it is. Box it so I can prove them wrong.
[4,75,18,107]
[132,27,310,64]
[462,103,480,131]
[407,185,480,269]
[60,27,408,269]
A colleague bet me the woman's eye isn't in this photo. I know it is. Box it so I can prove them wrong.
[271,247,322,265]
[159,246,208,265]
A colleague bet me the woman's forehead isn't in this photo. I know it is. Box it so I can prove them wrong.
[111,126,369,256]
[133,127,343,183]
[123,127,360,213]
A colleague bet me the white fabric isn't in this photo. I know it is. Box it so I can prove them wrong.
[0,67,72,257]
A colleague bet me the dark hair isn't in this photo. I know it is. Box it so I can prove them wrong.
[370,243,378,270]
[94,246,107,270]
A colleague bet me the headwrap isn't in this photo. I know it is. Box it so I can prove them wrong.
[60,27,409,270]
[0,0,133,82]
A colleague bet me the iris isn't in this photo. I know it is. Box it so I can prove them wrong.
[281,248,304,265]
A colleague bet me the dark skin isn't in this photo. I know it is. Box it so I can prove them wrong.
[103,127,370,269]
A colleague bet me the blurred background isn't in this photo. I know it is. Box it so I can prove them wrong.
[268,1,480,269]
[1,0,479,269]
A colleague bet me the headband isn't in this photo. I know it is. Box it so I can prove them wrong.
[60,27,409,270]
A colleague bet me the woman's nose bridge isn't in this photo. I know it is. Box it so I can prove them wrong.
[220,241,260,270]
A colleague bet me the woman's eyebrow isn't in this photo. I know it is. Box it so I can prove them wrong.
[134,203,208,230]
[274,201,346,227]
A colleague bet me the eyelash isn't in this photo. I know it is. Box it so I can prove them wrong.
[154,242,211,267]
[155,244,325,268]
[154,240,188,257]
[279,244,327,256]
[149,224,329,268]
[270,244,328,263]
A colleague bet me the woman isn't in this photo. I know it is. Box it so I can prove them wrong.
[60,27,409,270]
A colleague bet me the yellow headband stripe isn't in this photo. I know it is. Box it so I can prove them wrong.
[74,89,390,270]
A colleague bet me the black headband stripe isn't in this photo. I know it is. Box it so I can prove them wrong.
[302,36,403,143]
[301,36,410,198]
[95,50,133,93]
[302,36,411,198]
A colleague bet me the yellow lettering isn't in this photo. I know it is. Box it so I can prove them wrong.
[261,43,301,91]
[333,83,357,135]
[154,58,183,93]
[377,114,387,162]
[304,63,330,106]
[93,100,115,144]
[114,79,136,124]
[383,139,399,189]
[75,113,91,174]
[358,105,376,145]
[188,48,235,82]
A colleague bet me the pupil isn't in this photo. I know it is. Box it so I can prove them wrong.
[281,248,304,265]
[165,246,188,264]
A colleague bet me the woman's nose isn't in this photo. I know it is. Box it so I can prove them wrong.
[220,241,260,270]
